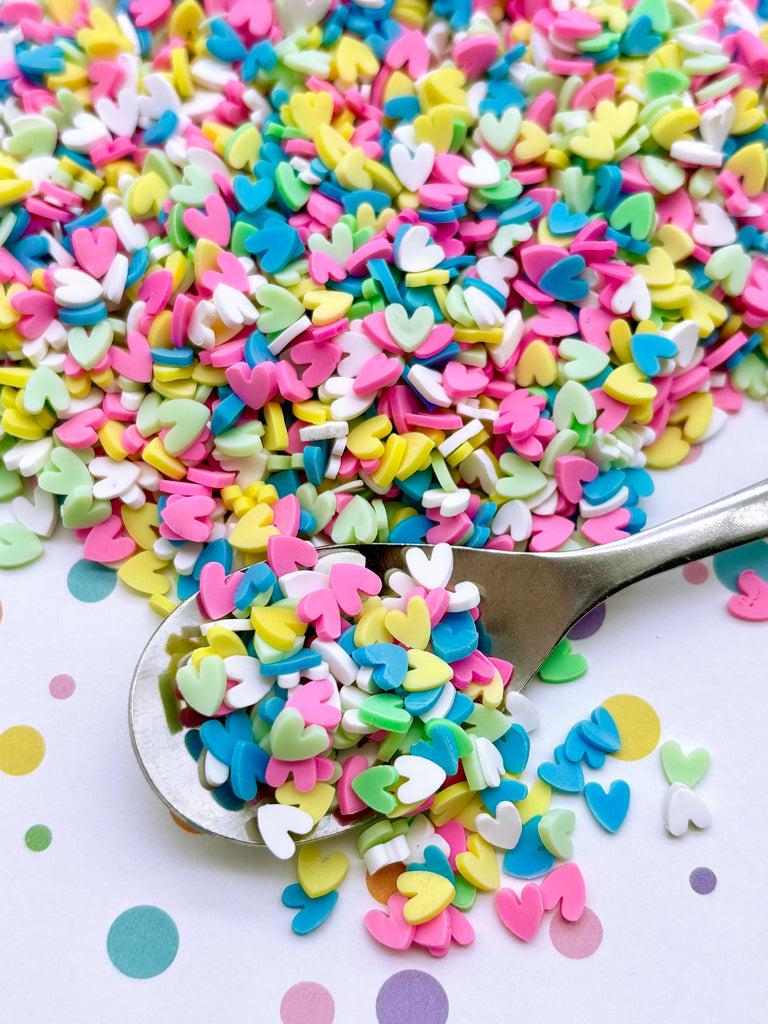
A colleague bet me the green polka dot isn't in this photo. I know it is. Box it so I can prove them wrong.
[107,906,179,979]
[67,559,117,602]
[25,825,52,852]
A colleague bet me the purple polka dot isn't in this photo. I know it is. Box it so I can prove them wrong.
[280,982,334,1024]
[376,970,449,1024]
[683,562,708,585]
[689,867,716,894]
[49,674,76,699]
[549,907,603,959]
[567,603,606,640]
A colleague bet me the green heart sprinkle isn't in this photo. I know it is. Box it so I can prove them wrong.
[0,520,44,568]
[176,655,227,717]
[270,707,330,761]
[330,495,378,544]
[660,740,710,788]
[23,365,72,416]
[538,808,576,859]
[538,638,588,684]
[68,322,113,371]
[158,399,211,456]
[38,448,93,497]
[351,764,400,815]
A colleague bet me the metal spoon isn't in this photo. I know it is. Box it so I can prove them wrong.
[129,479,768,845]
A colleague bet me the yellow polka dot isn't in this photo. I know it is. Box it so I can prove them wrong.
[601,695,660,761]
[0,725,45,775]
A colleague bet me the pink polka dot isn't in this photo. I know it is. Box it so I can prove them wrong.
[683,561,708,585]
[280,982,335,1024]
[681,444,703,465]
[549,907,603,959]
[49,674,76,700]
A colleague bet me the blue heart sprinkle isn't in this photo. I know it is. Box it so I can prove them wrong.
[406,844,455,884]
[282,883,338,935]
[480,778,527,814]
[410,722,461,775]
[630,332,678,377]
[184,729,203,761]
[563,722,606,769]
[582,468,626,505]
[259,649,323,677]
[593,164,622,211]
[494,724,530,774]
[230,739,269,800]
[353,643,408,690]
[192,537,234,579]
[538,255,588,302]
[579,706,621,753]
[199,710,253,765]
[431,611,479,664]
[445,691,474,725]
[502,816,555,879]
[234,563,276,608]
[621,15,662,57]
[584,779,630,832]
[537,745,585,793]
[233,175,274,214]
[403,685,445,717]
[257,696,286,725]
[547,201,589,237]
[244,224,303,273]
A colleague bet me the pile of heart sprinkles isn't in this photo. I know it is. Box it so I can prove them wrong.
[0,0,751,951]
[171,536,709,951]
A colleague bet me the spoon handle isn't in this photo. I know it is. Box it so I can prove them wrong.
[576,478,768,604]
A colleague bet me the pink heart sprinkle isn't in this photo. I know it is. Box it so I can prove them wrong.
[727,569,768,621]
[71,226,118,279]
[267,535,318,577]
[329,562,383,616]
[197,562,243,620]
[495,884,545,941]
[540,862,586,922]
[182,193,231,247]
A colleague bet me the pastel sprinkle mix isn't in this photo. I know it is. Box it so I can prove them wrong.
[0,0,749,958]
[173,537,631,950]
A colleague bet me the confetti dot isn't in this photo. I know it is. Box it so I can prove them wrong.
[683,562,709,585]
[49,673,76,699]
[376,970,449,1024]
[713,541,768,592]
[0,725,45,775]
[280,982,335,1024]
[107,905,179,979]
[25,824,52,852]
[67,558,117,602]
[568,603,606,640]
[366,862,406,904]
[689,867,717,894]
[549,907,603,959]
[601,694,660,761]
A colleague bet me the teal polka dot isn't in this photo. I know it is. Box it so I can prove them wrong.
[107,906,179,979]
[67,559,117,602]
[713,541,768,592]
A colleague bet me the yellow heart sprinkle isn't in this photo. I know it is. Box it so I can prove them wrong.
[297,843,349,898]
[515,339,557,387]
[385,596,431,651]
[636,247,676,287]
[250,604,307,651]
[669,392,713,442]
[569,123,615,164]
[595,99,638,140]
[346,415,392,460]
[429,781,473,827]
[725,142,767,197]
[403,649,453,692]
[643,425,690,468]
[303,289,353,326]
[603,363,657,405]
[117,550,171,596]
[655,225,694,264]
[513,121,551,163]
[354,603,392,646]
[414,107,455,153]
[288,90,334,136]
[651,108,699,150]
[334,36,380,84]
[397,870,455,924]
[516,777,551,823]
[127,173,170,218]
[228,503,278,553]
[276,781,335,824]
[455,834,500,891]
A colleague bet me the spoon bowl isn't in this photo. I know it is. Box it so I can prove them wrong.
[129,479,768,846]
